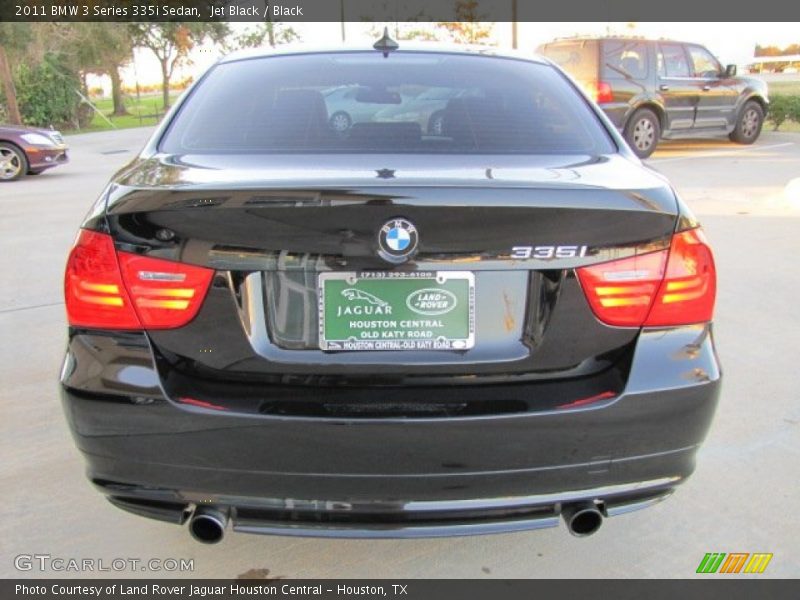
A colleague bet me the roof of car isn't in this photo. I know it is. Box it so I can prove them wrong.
[219,42,548,65]
[541,36,692,45]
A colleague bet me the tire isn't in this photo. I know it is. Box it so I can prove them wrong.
[729,100,764,144]
[624,108,661,159]
[0,142,28,182]
[428,111,445,135]
[329,111,352,134]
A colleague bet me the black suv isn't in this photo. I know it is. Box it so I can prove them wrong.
[538,37,769,157]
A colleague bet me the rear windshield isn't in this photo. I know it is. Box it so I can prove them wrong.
[538,41,598,84]
[159,51,614,155]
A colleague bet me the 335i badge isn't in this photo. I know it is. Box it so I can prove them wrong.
[60,37,720,543]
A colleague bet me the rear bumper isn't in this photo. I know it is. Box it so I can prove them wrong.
[60,324,721,537]
[598,102,629,130]
[104,480,676,539]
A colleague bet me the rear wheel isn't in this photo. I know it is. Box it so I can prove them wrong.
[729,101,763,144]
[329,111,352,134]
[624,109,660,159]
[0,143,27,181]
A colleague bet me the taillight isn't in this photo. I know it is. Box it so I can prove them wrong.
[117,251,214,329]
[644,228,716,326]
[577,248,667,327]
[596,80,613,104]
[577,228,716,327]
[65,230,140,329]
[65,230,214,330]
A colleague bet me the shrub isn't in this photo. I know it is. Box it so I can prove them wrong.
[768,94,800,130]
[171,76,194,91]
[120,76,194,96]
[14,53,81,128]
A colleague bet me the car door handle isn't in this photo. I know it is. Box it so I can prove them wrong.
[659,84,670,91]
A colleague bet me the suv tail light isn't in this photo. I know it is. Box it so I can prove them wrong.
[577,228,716,327]
[595,80,613,104]
[65,230,213,330]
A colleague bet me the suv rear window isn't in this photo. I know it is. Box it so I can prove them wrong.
[159,52,614,156]
[538,41,598,84]
[601,40,649,80]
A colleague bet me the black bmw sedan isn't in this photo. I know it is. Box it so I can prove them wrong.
[60,40,720,543]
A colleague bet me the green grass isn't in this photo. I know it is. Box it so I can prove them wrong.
[68,93,179,133]
[768,81,800,96]
[768,120,800,132]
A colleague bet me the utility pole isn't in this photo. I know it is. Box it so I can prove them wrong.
[340,0,346,42]
[511,0,518,49]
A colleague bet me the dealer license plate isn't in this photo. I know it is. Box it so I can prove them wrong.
[318,271,475,351]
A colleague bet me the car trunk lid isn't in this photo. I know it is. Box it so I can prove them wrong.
[103,153,676,387]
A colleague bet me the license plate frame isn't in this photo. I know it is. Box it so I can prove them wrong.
[318,271,475,351]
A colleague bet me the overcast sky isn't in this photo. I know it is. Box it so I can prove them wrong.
[116,22,799,88]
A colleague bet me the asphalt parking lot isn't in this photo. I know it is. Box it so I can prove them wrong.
[1,128,798,579]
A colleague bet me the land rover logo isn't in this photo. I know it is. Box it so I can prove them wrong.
[406,288,457,316]
[378,218,418,263]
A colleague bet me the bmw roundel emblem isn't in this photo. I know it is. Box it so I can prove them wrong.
[378,218,418,263]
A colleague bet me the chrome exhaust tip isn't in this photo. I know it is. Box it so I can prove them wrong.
[562,502,603,537]
[188,507,228,544]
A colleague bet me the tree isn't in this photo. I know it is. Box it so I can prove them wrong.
[0,45,20,124]
[755,43,800,57]
[15,53,81,127]
[437,1,494,45]
[398,27,442,42]
[361,1,432,42]
[130,23,229,110]
[755,45,782,57]
[0,23,102,127]
[235,22,300,50]
[39,23,134,116]
[0,23,30,125]
[71,24,134,116]
[366,22,442,42]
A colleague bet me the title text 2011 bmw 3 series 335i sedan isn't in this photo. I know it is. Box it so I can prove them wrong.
[60,41,720,543]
